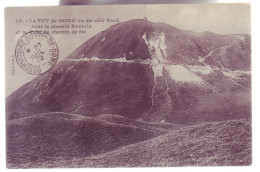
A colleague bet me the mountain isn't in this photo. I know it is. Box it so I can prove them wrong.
[6,19,251,167]
[6,19,251,124]
[11,119,251,168]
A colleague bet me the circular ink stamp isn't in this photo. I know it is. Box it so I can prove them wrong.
[15,31,59,75]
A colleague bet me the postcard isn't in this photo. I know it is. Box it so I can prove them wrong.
[5,4,251,168]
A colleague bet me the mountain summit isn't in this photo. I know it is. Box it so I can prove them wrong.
[68,19,250,71]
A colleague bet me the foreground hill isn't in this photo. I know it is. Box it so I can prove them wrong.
[24,119,251,168]
[7,112,171,168]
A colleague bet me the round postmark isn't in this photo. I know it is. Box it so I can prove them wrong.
[15,31,59,75]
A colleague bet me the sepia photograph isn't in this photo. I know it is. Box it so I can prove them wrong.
[4,3,252,168]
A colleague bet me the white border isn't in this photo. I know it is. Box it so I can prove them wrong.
[0,0,259,172]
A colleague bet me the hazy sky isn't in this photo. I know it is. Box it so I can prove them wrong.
[144,4,250,34]
[5,4,250,96]
[45,4,250,61]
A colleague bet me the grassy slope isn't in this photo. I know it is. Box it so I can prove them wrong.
[7,112,164,168]
[31,119,251,168]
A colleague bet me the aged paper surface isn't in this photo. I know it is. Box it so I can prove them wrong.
[5,4,251,168]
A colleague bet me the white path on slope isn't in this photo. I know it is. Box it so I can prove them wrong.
[65,56,151,64]
[187,65,213,75]
[222,70,251,79]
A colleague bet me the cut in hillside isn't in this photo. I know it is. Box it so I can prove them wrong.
[95,114,184,132]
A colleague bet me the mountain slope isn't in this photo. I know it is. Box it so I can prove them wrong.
[6,61,153,120]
